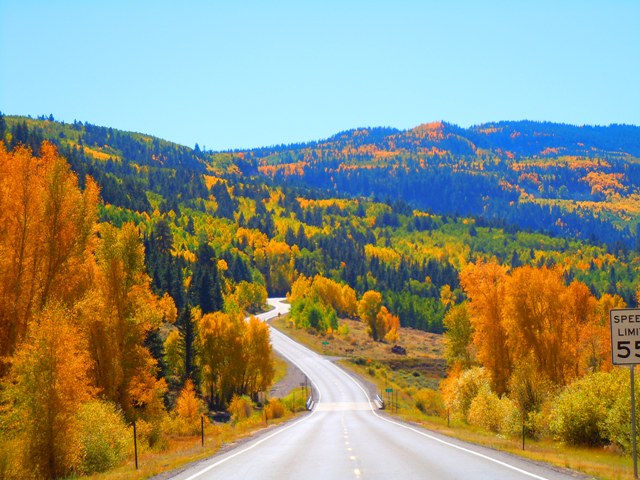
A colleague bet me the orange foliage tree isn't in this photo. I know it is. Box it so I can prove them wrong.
[460,260,605,394]
[173,380,205,434]
[592,293,626,371]
[0,142,177,475]
[459,259,511,394]
[565,280,599,376]
[0,142,98,376]
[78,222,171,420]
[377,306,400,343]
[503,266,573,386]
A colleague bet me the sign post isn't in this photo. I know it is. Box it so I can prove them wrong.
[632,366,638,480]
[610,308,640,480]
[385,387,393,412]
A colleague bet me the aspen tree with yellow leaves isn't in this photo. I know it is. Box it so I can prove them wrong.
[6,303,93,479]
[195,309,273,409]
[244,316,274,396]
[443,303,474,369]
[172,380,206,435]
[357,290,400,342]
[358,290,384,341]
[0,142,175,477]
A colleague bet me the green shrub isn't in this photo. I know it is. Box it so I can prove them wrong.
[76,400,131,474]
[290,298,338,333]
[447,367,492,420]
[602,369,640,453]
[337,323,350,336]
[525,409,551,440]
[550,369,625,447]
[508,358,553,415]
[467,385,516,433]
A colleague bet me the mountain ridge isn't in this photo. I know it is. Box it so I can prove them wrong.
[248,119,640,159]
[4,114,640,247]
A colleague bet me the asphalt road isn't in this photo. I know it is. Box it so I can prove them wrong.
[168,298,588,480]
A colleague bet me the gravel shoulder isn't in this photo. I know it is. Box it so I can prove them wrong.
[269,351,307,398]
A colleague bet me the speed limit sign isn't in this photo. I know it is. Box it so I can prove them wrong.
[610,308,640,365]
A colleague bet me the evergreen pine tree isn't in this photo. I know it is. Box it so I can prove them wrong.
[0,111,6,141]
[189,240,223,314]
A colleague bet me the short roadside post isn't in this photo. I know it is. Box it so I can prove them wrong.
[133,420,138,470]
[610,308,640,480]
[385,388,393,412]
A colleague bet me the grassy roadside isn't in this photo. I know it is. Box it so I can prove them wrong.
[79,411,306,480]
[270,315,635,480]
[77,352,308,480]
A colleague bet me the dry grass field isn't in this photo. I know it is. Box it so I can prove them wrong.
[270,315,446,386]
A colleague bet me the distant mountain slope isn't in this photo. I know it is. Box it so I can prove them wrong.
[2,115,214,212]
[240,121,640,246]
[3,115,640,247]
[3,114,640,320]
[467,121,640,158]
[248,121,640,163]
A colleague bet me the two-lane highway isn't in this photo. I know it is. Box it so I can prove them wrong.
[168,299,587,480]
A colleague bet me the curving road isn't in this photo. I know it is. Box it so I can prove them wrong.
[168,298,586,480]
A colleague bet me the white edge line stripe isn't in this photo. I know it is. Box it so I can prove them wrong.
[182,304,322,480]
[184,298,550,480]
[272,297,550,480]
[273,301,551,480]
[330,361,552,480]
[182,412,312,480]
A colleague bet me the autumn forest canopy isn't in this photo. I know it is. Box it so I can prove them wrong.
[2,112,640,477]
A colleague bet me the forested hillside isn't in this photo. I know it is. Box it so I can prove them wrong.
[246,121,640,247]
[2,113,640,477]
[3,114,639,326]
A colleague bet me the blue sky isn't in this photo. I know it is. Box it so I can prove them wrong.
[1,0,638,150]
